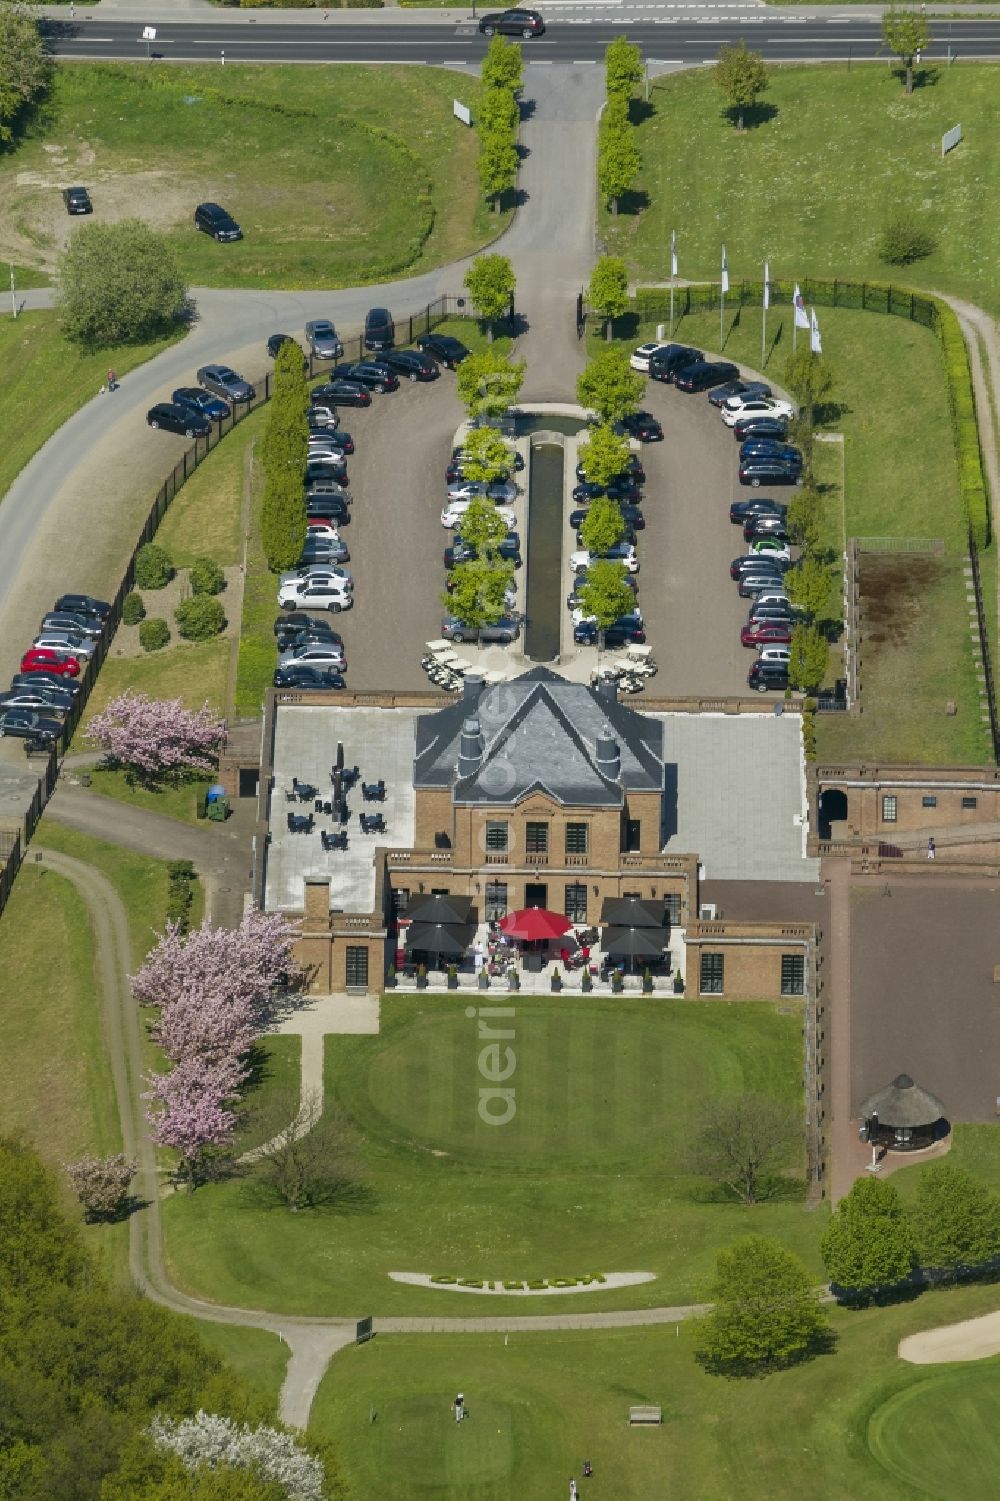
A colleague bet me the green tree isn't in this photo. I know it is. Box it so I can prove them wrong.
[480,32,523,94]
[579,496,626,556]
[443,558,514,629]
[575,560,636,647]
[189,558,226,596]
[820,1176,915,1298]
[0,5,50,144]
[174,596,226,642]
[786,483,823,550]
[134,544,174,590]
[788,623,829,693]
[457,495,511,556]
[587,254,630,340]
[783,348,834,428]
[478,83,519,136]
[576,347,645,423]
[260,341,308,572]
[696,1235,831,1375]
[477,126,519,212]
[457,351,526,420]
[713,40,769,132]
[458,427,514,484]
[605,35,643,98]
[685,1092,800,1205]
[912,1162,1000,1272]
[577,422,632,487]
[464,253,516,340]
[597,95,640,214]
[881,7,931,94]
[785,555,833,622]
[261,468,306,574]
[56,220,187,349]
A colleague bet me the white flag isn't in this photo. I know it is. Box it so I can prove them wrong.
[671,229,678,279]
[763,261,770,311]
[793,283,810,331]
[720,245,729,296]
[810,307,822,354]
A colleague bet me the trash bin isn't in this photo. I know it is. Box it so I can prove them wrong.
[206,795,230,822]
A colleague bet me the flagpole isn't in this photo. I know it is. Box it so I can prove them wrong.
[720,244,725,349]
[761,262,767,370]
[669,229,675,337]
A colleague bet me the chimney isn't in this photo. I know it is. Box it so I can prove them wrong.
[463,672,485,707]
[595,728,621,782]
[595,676,618,707]
[457,716,484,778]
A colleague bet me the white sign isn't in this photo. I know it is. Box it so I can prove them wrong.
[453,99,472,127]
[942,123,962,157]
[142,25,157,39]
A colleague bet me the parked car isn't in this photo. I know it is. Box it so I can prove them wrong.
[629,343,671,373]
[0,689,70,717]
[20,648,81,678]
[446,479,518,505]
[748,659,790,692]
[708,378,771,408]
[308,438,349,463]
[748,538,792,563]
[308,404,339,429]
[441,502,517,531]
[744,515,789,544]
[578,453,645,484]
[569,544,639,574]
[733,414,789,443]
[567,573,638,609]
[277,642,347,670]
[445,534,522,567]
[172,386,229,421]
[758,646,792,666]
[569,504,644,531]
[54,593,111,624]
[478,6,544,35]
[197,364,255,403]
[614,412,662,443]
[731,555,789,581]
[571,480,642,505]
[335,360,398,393]
[267,333,305,361]
[738,439,802,464]
[40,611,103,640]
[62,185,92,215]
[300,539,350,566]
[0,709,62,744]
[363,308,395,351]
[146,402,212,439]
[673,360,739,393]
[740,618,793,648]
[10,671,80,698]
[381,350,439,382]
[737,571,790,598]
[573,615,646,647]
[305,461,348,486]
[304,319,344,360]
[33,629,96,658]
[280,563,352,585]
[729,497,787,527]
[306,499,350,527]
[739,456,803,488]
[441,615,521,644]
[277,578,353,613]
[273,613,342,643]
[417,333,470,369]
[194,202,242,242]
[722,395,796,427]
[748,600,794,623]
[311,379,371,408]
[273,664,345,690]
[648,345,703,383]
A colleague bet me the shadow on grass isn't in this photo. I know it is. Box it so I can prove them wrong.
[613,187,650,217]
[236,1174,378,1216]
[697,1325,837,1379]
[816,399,851,426]
[723,101,779,132]
[628,98,656,126]
[681,1174,807,1207]
[607,310,642,342]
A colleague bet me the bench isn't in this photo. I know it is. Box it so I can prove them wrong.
[628,1406,662,1427]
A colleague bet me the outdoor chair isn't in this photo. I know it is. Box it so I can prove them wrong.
[360,812,386,835]
[362,780,386,802]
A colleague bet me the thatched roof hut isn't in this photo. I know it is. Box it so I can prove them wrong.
[860,1073,947,1150]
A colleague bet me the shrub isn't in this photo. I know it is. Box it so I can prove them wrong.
[138,618,170,652]
[878,217,936,266]
[122,591,146,625]
[134,543,174,589]
[165,858,197,933]
[188,557,225,596]
[175,596,226,641]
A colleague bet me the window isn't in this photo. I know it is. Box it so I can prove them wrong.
[881,795,897,823]
[921,796,937,809]
[623,819,641,853]
[345,946,369,989]
[565,822,588,856]
[485,820,509,853]
[485,881,508,921]
[700,952,724,995]
[564,883,588,923]
[525,822,549,854]
[781,954,805,996]
[664,893,681,926]
[392,888,409,915]
[962,796,978,810]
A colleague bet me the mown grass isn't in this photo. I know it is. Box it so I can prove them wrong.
[605,64,1000,319]
[80,766,214,827]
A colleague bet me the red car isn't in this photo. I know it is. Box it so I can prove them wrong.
[20,646,81,677]
[740,620,793,649]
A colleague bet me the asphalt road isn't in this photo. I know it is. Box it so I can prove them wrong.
[42,15,1000,63]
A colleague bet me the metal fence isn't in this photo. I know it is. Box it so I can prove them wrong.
[633,278,940,331]
[967,526,1000,761]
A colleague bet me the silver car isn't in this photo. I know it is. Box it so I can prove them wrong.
[32,630,97,658]
[196,363,256,404]
[445,479,519,504]
[304,319,344,360]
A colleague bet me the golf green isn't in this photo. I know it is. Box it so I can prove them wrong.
[868,1364,1000,1499]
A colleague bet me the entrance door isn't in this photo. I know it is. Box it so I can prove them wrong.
[524,881,547,908]
[345,945,369,990]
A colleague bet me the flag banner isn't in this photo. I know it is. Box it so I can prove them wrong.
[763,262,770,311]
[721,246,729,296]
[671,230,678,279]
[810,308,822,354]
[793,284,810,330]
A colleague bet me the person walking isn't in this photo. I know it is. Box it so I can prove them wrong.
[452,1393,465,1423]
[107,368,117,392]
[927,837,936,860]
[570,1479,578,1500]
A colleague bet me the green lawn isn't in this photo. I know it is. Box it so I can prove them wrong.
[235,422,278,719]
[155,421,249,570]
[3,64,505,290]
[79,766,214,827]
[606,65,1000,319]
[82,637,231,723]
[185,1321,289,1419]
[0,311,179,504]
[161,996,822,1316]
[310,1282,1000,1501]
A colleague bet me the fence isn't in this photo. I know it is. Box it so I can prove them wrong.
[967,525,1000,761]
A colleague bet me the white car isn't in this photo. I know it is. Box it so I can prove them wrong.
[441,501,517,531]
[630,342,671,373]
[721,396,796,427]
[758,646,791,665]
[280,564,351,585]
[569,546,640,575]
[445,479,518,504]
[278,578,353,612]
[306,450,347,469]
[278,641,345,669]
[305,522,340,541]
[748,540,791,564]
[307,436,348,455]
[32,630,97,658]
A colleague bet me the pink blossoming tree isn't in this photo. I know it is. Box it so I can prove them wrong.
[87,690,225,784]
[145,1056,244,1190]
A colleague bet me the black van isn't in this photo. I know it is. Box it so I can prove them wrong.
[364,307,395,351]
[648,344,703,383]
[194,202,243,242]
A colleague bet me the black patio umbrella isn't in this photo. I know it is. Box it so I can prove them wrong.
[336,741,345,771]
[405,893,475,927]
[601,896,664,929]
[602,925,670,959]
[403,921,476,957]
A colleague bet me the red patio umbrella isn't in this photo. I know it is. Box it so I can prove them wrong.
[499,908,573,942]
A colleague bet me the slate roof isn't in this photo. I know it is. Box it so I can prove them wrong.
[413,667,664,807]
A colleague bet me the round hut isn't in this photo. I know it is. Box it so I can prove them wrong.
[859,1073,947,1151]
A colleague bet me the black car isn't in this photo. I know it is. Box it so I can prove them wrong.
[305,465,349,490]
[62,186,92,215]
[445,533,521,567]
[146,403,212,439]
[569,504,644,532]
[673,360,739,393]
[573,616,646,647]
[311,380,371,409]
[267,333,306,362]
[478,7,544,35]
[381,350,439,382]
[300,539,350,565]
[748,660,790,693]
[194,202,242,242]
[567,574,638,609]
[0,689,70,717]
[53,593,110,624]
[733,414,789,443]
[739,456,803,488]
[273,612,342,641]
[744,516,789,544]
[577,453,645,485]
[0,709,63,743]
[306,497,350,525]
[648,345,703,383]
[336,361,399,393]
[11,670,81,699]
[614,412,663,443]
[739,439,802,464]
[273,664,345,691]
[571,480,642,505]
[418,334,470,369]
[172,386,229,422]
[729,498,787,526]
[731,554,790,580]
[363,308,395,351]
[708,379,771,409]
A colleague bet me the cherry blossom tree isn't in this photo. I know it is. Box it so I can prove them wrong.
[132,911,298,1030]
[88,691,225,784]
[65,1153,137,1221]
[145,1057,243,1189]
